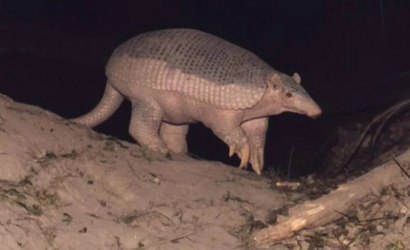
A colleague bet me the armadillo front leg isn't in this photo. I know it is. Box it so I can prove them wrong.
[129,99,168,154]
[160,123,189,154]
[210,124,250,169]
[241,118,268,175]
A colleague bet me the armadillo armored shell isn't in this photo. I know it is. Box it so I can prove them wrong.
[106,28,276,109]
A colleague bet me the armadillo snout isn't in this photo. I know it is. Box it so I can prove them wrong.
[307,105,322,118]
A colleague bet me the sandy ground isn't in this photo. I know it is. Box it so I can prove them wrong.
[1,93,409,250]
[0,93,287,249]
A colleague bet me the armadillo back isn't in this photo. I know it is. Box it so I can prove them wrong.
[106,29,276,109]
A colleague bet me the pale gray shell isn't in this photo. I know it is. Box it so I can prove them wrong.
[106,28,276,109]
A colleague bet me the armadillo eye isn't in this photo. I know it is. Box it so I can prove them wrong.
[285,92,292,98]
[272,84,278,90]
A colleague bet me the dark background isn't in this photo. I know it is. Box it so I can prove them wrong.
[0,0,409,177]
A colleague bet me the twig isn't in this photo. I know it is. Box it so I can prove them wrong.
[392,157,410,179]
[336,99,410,175]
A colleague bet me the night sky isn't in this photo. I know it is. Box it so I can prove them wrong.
[1,0,409,177]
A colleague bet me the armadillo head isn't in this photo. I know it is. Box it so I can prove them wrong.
[266,72,322,118]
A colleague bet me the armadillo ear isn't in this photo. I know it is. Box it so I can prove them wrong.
[292,72,301,84]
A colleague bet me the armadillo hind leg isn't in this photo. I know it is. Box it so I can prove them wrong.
[241,118,268,175]
[71,83,124,127]
[211,125,250,170]
[129,99,168,154]
[159,123,189,154]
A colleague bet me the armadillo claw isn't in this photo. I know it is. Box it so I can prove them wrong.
[250,147,264,175]
[251,161,263,175]
[253,167,262,175]
[229,144,236,157]
[238,143,250,169]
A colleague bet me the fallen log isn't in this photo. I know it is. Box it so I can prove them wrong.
[252,150,410,248]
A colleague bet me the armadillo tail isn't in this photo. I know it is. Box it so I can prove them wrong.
[71,83,124,127]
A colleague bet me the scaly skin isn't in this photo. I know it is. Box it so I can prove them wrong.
[160,123,189,154]
[71,29,322,175]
